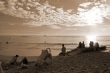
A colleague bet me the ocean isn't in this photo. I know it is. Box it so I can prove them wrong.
[0,35,110,56]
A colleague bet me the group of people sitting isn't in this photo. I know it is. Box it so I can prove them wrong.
[78,41,85,48]
[0,48,52,73]
[9,48,52,68]
[59,41,102,56]
[78,41,101,52]
[0,42,105,72]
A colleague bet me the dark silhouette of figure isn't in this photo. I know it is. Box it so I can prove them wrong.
[82,41,85,48]
[95,42,99,51]
[89,41,95,51]
[9,55,19,65]
[78,42,82,48]
[61,44,66,56]
[20,57,28,65]
[78,41,85,48]
[44,48,52,65]
[89,41,94,48]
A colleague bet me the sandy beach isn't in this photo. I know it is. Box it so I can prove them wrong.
[0,0,110,73]
[1,51,110,73]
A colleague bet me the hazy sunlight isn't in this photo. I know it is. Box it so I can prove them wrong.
[86,35,97,43]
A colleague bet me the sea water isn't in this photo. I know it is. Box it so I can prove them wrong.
[0,35,110,56]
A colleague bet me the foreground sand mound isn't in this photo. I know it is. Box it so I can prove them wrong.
[4,52,110,73]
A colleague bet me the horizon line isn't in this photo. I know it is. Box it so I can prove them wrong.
[0,34,110,37]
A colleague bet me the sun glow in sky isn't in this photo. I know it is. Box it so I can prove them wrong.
[86,35,97,43]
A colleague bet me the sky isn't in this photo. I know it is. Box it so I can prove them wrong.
[0,0,110,36]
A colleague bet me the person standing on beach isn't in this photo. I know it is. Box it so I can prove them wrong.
[61,44,66,56]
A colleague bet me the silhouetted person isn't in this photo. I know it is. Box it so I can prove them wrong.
[82,41,85,48]
[9,55,19,65]
[95,42,99,51]
[78,42,82,48]
[20,57,28,65]
[44,48,52,65]
[89,41,94,48]
[61,44,66,56]
[36,48,52,67]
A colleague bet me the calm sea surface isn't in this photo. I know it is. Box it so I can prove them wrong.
[0,36,110,56]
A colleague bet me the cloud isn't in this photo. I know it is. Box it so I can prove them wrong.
[0,1,6,11]
[0,0,109,27]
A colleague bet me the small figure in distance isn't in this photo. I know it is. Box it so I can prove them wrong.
[89,41,95,51]
[82,41,85,48]
[89,41,94,48]
[95,42,99,51]
[61,44,66,56]
[9,55,19,65]
[78,42,82,48]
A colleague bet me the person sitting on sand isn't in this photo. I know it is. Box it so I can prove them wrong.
[19,57,29,69]
[44,48,52,65]
[20,57,28,65]
[9,55,19,65]
[0,61,5,73]
[36,48,52,67]
[61,44,66,56]
[78,42,82,48]
[82,41,85,48]
[94,42,99,51]
[89,41,94,48]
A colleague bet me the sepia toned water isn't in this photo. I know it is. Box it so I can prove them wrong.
[0,36,110,56]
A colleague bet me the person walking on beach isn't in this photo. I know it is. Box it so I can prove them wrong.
[61,44,66,56]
